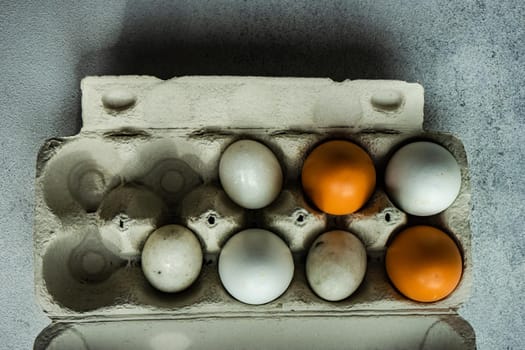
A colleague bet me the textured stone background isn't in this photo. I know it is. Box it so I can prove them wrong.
[1,1,523,349]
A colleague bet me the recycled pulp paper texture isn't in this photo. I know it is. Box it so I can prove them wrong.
[34,77,471,320]
[80,76,424,131]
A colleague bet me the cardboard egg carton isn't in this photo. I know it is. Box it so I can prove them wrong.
[34,76,475,349]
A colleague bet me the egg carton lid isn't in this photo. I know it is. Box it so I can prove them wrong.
[80,76,424,131]
[35,314,475,350]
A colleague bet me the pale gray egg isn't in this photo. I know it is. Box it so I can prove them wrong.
[306,230,367,301]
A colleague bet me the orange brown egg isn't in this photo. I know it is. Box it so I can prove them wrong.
[385,225,463,302]
[301,140,376,215]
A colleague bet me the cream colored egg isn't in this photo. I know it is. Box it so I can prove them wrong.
[306,230,367,301]
[141,225,203,293]
[219,140,283,209]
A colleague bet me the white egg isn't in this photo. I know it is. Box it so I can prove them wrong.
[219,140,283,209]
[218,228,294,305]
[306,230,367,301]
[141,225,203,293]
[385,141,462,216]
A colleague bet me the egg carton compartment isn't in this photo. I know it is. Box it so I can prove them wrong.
[35,127,471,317]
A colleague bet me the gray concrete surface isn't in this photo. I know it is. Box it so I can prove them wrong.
[1,1,523,349]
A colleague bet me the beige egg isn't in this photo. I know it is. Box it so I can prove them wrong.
[306,230,367,301]
[141,225,203,293]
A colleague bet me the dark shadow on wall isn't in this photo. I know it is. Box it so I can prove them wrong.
[75,2,397,82]
[72,2,405,130]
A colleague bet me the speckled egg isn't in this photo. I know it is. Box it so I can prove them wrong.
[141,225,203,293]
[306,230,367,301]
